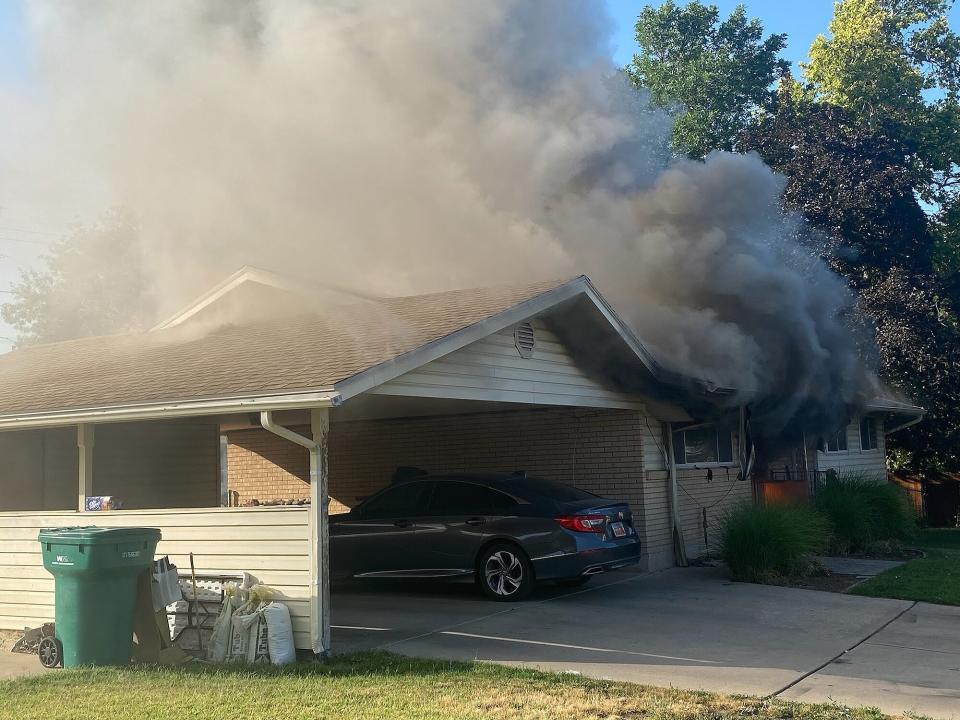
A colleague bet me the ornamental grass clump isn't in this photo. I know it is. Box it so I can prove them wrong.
[814,474,916,555]
[719,502,829,583]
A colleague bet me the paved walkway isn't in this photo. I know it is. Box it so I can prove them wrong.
[4,568,958,719]
[816,556,906,576]
[0,647,41,679]
[331,567,959,719]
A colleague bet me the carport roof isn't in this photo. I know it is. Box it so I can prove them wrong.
[0,275,671,427]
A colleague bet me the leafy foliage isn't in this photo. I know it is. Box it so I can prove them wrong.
[739,95,933,279]
[814,474,917,554]
[0,211,154,346]
[719,502,829,582]
[859,271,960,471]
[803,0,960,212]
[627,1,789,158]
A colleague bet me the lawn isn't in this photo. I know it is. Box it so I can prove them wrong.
[0,651,904,720]
[850,529,960,606]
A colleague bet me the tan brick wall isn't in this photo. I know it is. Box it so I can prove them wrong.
[227,408,647,517]
[227,426,312,505]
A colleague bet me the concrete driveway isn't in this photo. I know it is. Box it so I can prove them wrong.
[332,567,960,719]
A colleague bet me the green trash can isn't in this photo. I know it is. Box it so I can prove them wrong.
[38,526,161,667]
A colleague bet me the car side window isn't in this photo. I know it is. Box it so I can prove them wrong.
[487,488,519,511]
[426,481,494,515]
[360,481,433,519]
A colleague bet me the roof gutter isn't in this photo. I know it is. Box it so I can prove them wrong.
[884,413,925,435]
[0,390,341,431]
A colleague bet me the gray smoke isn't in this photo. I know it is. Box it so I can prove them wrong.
[1,0,872,426]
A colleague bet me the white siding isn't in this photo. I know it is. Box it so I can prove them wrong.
[816,416,887,481]
[0,507,312,650]
[371,318,646,410]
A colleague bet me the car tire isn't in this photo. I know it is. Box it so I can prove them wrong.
[557,576,591,588]
[477,542,534,601]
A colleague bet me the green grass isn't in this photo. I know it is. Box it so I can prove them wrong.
[849,529,960,606]
[0,651,908,720]
[916,527,960,549]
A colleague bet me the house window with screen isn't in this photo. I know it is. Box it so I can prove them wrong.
[672,425,734,466]
[859,416,878,451]
[824,428,848,453]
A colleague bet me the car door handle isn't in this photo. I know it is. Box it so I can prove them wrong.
[465,517,485,527]
[393,519,414,529]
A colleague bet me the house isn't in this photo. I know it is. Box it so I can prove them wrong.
[0,268,923,655]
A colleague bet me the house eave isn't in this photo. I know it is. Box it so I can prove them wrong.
[0,389,341,431]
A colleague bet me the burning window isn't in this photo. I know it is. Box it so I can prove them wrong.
[672,425,734,466]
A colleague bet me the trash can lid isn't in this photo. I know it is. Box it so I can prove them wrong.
[38,526,162,545]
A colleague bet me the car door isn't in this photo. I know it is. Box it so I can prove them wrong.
[412,480,493,575]
[330,480,434,578]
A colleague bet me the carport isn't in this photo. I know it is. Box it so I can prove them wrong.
[0,274,694,657]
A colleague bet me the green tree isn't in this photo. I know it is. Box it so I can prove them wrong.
[1,211,154,346]
[803,0,960,209]
[627,1,789,158]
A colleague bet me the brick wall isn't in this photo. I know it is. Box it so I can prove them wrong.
[227,408,647,517]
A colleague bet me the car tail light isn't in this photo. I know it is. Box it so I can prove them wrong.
[555,513,606,533]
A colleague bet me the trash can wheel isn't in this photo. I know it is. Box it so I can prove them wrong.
[38,636,63,669]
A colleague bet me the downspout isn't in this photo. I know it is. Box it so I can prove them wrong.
[260,410,330,659]
[664,423,688,567]
[884,414,924,435]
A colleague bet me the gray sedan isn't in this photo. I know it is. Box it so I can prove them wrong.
[330,471,641,600]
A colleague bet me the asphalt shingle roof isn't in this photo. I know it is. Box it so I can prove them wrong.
[0,278,571,416]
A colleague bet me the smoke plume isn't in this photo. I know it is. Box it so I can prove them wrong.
[1,0,872,427]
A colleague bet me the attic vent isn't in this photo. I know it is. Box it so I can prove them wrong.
[514,322,536,358]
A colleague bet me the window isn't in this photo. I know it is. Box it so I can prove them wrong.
[487,488,520,511]
[824,428,848,453]
[360,481,433,519]
[672,425,734,466]
[859,417,878,451]
[515,477,598,502]
[427,481,499,515]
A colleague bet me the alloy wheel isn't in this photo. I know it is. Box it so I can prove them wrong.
[484,549,523,597]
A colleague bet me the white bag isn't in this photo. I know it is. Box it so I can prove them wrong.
[263,602,296,665]
[228,607,256,662]
[207,584,239,662]
[231,603,270,664]
[151,557,182,612]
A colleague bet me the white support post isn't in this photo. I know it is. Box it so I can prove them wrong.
[259,408,331,658]
[77,423,94,512]
[310,407,331,657]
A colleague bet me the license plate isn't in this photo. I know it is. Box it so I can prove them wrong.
[611,522,626,538]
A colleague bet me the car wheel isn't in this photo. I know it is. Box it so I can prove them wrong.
[557,576,591,588]
[478,543,533,601]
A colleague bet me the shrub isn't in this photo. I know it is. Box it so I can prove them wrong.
[719,502,829,583]
[814,474,916,555]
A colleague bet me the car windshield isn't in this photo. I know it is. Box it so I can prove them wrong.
[515,477,598,502]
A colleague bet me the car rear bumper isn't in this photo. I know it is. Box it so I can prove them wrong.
[531,541,641,580]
